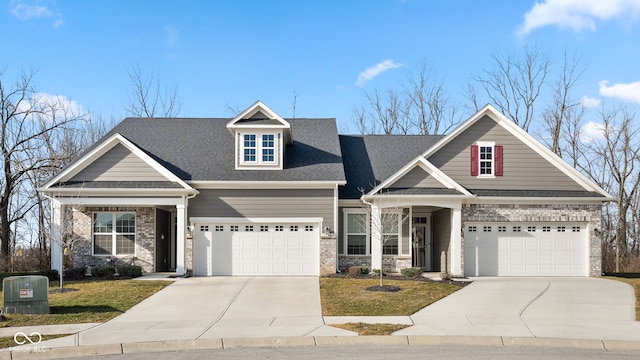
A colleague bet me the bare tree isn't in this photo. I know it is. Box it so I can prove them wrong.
[125,64,182,118]
[586,106,640,272]
[472,45,550,131]
[0,69,83,269]
[541,52,584,157]
[353,62,460,135]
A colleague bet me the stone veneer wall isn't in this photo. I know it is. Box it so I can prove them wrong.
[337,255,411,273]
[320,235,337,275]
[185,233,193,276]
[71,206,155,273]
[462,203,603,276]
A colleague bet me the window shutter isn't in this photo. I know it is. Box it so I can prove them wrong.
[470,145,478,176]
[494,145,503,176]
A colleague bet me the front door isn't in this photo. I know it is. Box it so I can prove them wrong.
[412,216,431,270]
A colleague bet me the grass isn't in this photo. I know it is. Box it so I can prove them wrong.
[330,322,410,335]
[0,280,169,327]
[0,334,70,349]
[606,276,640,320]
[320,277,460,316]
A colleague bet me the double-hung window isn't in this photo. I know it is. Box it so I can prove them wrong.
[241,133,276,164]
[382,212,400,255]
[346,212,368,255]
[243,134,257,162]
[470,142,503,177]
[93,212,136,255]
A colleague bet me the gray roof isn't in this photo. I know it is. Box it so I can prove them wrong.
[71,117,345,183]
[339,135,445,199]
[384,188,464,195]
[53,181,184,189]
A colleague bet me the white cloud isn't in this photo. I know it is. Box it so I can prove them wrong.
[10,0,63,27]
[11,2,51,20]
[518,0,640,36]
[16,93,86,121]
[356,60,402,87]
[164,25,179,47]
[581,96,601,108]
[598,80,640,103]
[580,120,606,142]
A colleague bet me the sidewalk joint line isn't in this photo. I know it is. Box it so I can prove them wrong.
[196,277,254,339]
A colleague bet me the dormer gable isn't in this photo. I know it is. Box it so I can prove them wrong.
[227,101,291,170]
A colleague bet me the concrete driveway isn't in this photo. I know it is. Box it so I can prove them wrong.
[395,277,640,341]
[79,277,349,345]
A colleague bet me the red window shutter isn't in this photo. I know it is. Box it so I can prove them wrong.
[470,145,478,176]
[494,145,503,176]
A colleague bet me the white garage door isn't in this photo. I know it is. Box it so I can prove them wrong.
[194,221,320,276]
[464,223,587,276]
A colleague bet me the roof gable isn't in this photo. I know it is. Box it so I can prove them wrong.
[41,133,194,191]
[423,105,612,198]
[370,157,472,197]
[227,101,292,144]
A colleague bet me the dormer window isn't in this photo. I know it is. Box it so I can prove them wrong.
[228,101,292,170]
[239,132,279,166]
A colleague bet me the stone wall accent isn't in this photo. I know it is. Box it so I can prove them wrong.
[462,203,602,276]
[320,235,337,275]
[70,206,156,273]
[186,233,193,276]
[337,255,412,273]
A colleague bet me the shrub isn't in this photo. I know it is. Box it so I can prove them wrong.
[92,266,116,279]
[440,272,451,281]
[40,269,59,281]
[348,266,369,277]
[401,267,423,278]
[63,267,86,280]
[116,265,142,278]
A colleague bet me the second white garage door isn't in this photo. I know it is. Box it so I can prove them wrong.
[194,220,320,276]
[464,223,587,276]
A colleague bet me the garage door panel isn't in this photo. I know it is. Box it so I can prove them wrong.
[464,222,587,277]
[195,221,319,276]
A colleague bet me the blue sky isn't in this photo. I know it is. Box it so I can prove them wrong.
[3,0,640,133]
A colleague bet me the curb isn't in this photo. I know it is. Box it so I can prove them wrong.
[5,335,640,359]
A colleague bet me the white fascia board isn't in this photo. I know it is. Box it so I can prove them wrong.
[41,133,194,192]
[368,156,471,196]
[190,217,323,225]
[226,101,291,132]
[361,194,471,209]
[422,104,613,198]
[39,188,197,197]
[55,197,186,206]
[188,181,346,189]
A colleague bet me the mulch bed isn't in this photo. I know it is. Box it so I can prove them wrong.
[323,273,471,288]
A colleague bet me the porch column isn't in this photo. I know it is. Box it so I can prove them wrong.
[51,198,62,272]
[371,203,382,270]
[449,205,463,276]
[176,201,187,275]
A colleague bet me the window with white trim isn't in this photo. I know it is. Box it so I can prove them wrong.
[346,212,368,255]
[479,145,493,175]
[241,132,277,165]
[93,212,135,256]
[382,212,400,255]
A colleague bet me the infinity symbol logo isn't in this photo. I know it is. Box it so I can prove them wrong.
[14,332,42,345]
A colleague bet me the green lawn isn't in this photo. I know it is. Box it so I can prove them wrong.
[330,322,410,335]
[0,280,169,327]
[320,277,461,316]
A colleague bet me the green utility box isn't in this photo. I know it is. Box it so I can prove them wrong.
[2,276,50,314]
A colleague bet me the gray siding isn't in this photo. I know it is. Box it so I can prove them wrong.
[427,115,585,191]
[71,144,167,182]
[391,167,446,189]
[402,208,410,255]
[432,208,451,273]
[189,189,335,229]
